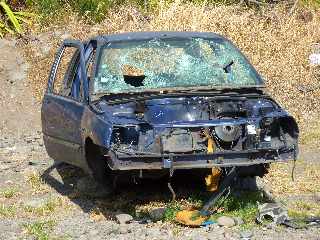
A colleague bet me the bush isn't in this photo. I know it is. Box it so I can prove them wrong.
[0,1,33,37]
[26,0,63,16]
[70,0,111,22]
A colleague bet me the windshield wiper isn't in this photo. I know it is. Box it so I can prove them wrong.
[223,60,234,73]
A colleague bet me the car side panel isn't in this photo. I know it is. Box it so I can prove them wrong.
[42,93,87,169]
[81,107,113,148]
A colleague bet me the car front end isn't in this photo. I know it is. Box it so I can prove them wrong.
[90,32,298,175]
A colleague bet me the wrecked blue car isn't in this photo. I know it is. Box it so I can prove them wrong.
[41,32,299,184]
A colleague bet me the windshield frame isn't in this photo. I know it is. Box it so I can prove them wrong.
[90,36,264,97]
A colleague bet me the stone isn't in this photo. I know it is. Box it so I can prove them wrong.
[119,225,129,234]
[233,216,244,225]
[216,216,236,227]
[40,45,52,57]
[240,230,253,239]
[115,213,133,224]
[149,207,166,221]
[256,176,266,190]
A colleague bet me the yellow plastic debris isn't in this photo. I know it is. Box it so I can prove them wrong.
[175,210,208,226]
[205,167,222,192]
[175,130,221,226]
[207,137,214,153]
[203,129,215,154]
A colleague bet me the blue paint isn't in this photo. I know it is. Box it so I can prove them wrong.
[41,32,299,173]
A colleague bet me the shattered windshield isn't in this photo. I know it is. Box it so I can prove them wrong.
[94,37,263,94]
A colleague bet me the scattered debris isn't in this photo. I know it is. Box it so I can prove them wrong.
[280,216,320,229]
[256,202,289,225]
[175,210,209,227]
[205,167,222,192]
[115,213,133,225]
[175,167,238,227]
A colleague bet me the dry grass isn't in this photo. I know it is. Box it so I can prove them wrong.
[23,197,67,217]
[265,160,320,196]
[15,4,320,225]
[26,171,50,194]
[24,1,320,144]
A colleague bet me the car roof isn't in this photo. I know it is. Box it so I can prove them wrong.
[93,31,225,43]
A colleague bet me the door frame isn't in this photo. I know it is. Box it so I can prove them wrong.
[46,39,89,104]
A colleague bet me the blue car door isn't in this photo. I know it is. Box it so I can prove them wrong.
[41,40,91,168]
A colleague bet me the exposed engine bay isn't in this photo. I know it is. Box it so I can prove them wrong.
[95,91,299,171]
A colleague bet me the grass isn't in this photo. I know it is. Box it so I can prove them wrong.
[1,187,19,198]
[288,200,320,218]
[300,120,320,147]
[163,201,182,221]
[24,220,56,240]
[160,188,319,229]
[208,191,263,228]
[265,160,320,196]
[24,2,320,143]
[159,190,264,229]
[24,198,64,217]
[0,1,34,37]
[26,0,320,24]
[26,171,49,194]
[0,204,16,218]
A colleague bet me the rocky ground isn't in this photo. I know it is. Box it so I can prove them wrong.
[0,38,320,240]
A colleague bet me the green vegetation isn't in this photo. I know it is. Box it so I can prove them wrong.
[0,204,16,217]
[163,201,182,221]
[25,0,316,24]
[1,0,319,36]
[24,198,64,217]
[27,172,48,193]
[301,0,320,8]
[0,0,33,37]
[162,191,264,228]
[24,220,56,240]
[209,191,264,228]
[1,187,19,198]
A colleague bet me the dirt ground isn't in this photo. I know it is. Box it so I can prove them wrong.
[0,38,320,240]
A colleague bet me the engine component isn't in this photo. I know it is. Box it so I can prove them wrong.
[162,129,193,153]
[215,124,241,142]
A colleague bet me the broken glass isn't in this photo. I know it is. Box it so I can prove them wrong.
[94,37,263,94]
